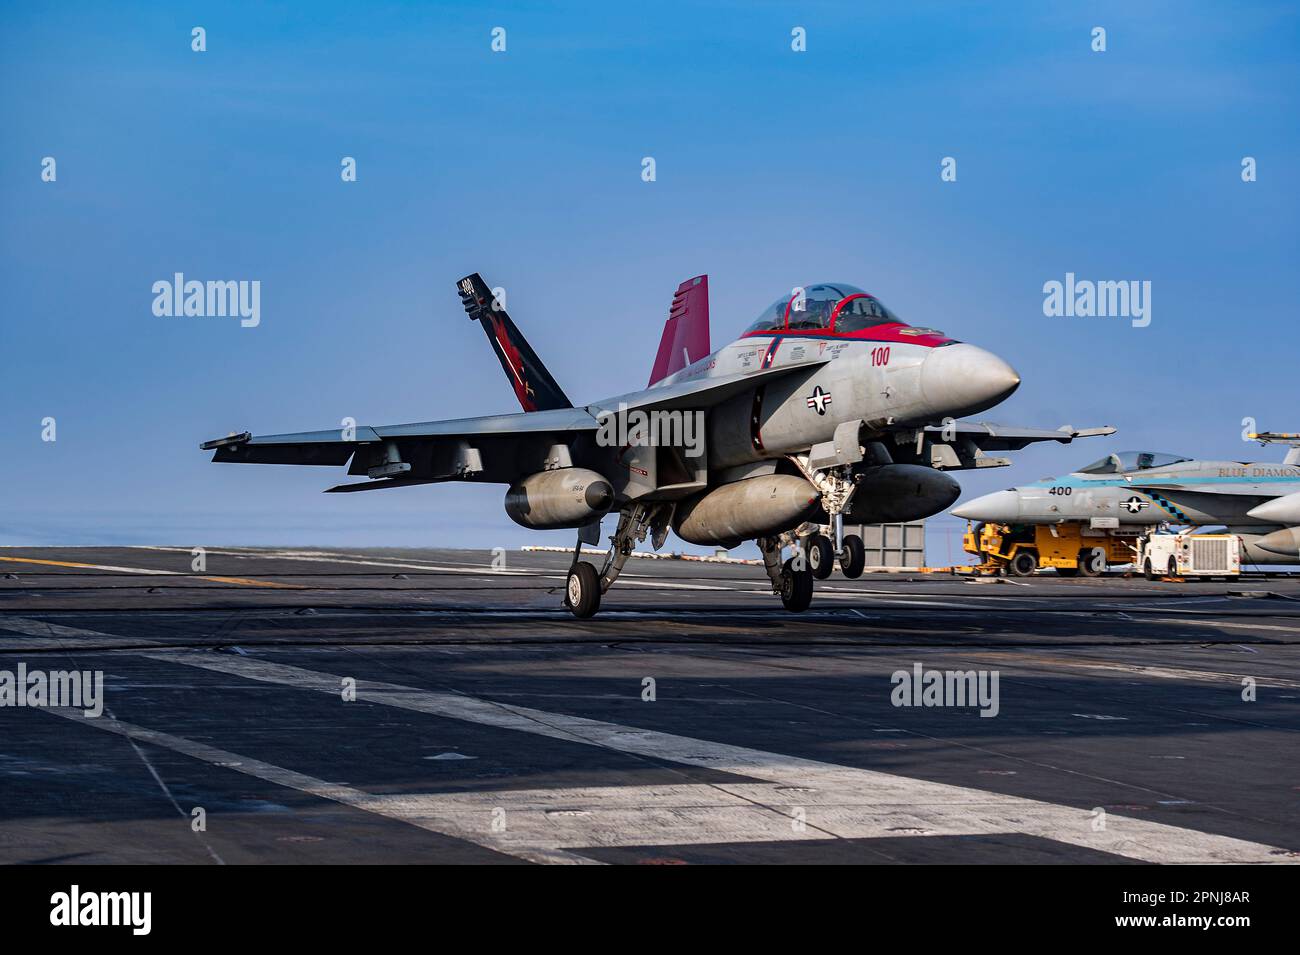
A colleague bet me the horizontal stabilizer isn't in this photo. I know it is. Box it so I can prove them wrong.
[325,477,440,493]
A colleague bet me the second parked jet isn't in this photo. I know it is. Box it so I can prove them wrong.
[953,434,1300,567]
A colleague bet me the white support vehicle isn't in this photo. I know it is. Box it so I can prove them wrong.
[1138,532,1240,580]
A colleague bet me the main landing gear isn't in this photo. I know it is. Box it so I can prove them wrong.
[564,561,601,618]
[564,504,664,619]
[562,503,837,619]
[759,536,814,612]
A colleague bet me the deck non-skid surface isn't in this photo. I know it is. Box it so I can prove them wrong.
[1,546,1297,864]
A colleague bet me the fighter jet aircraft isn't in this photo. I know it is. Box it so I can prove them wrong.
[202,274,1110,616]
[952,433,1300,567]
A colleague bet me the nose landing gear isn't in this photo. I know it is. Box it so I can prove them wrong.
[838,533,866,578]
[805,533,834,579]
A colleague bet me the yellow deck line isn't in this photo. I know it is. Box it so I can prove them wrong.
[0,556,303,589]
[190,575,303,589]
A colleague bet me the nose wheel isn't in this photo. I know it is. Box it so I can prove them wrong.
[805,534,834,579]
[838,533,865,578]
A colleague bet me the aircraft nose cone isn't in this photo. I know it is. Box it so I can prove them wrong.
[1255,526,1300,558]
[951,489,1021,522]
[1247,491,1300,525]
[920,344,1020,417]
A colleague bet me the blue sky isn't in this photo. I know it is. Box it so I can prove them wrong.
[2,1,1297,560]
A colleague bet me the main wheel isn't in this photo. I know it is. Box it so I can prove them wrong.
[806,534,834,580]
[1167,557,1178,579]
[1008,550,1038,577]
[779,557,813,612]
[839,533,866,579]
[1143,558,1157,581]
[1078,547,1106,577]
[565,562,601,618]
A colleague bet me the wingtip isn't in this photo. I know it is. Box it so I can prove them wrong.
[199,431,251,451]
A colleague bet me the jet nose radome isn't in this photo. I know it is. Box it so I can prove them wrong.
[920,344,1020,418]
[1255,526,1300,558]
[1247,491,1300,525]
[951,489,1021,522]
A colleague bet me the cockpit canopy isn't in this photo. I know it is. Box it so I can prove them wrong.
[1077,451,1191,474]
[744,283,915,336]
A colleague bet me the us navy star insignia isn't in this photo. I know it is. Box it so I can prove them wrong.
[806,385,832,415]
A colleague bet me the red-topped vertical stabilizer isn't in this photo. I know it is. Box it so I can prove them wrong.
[648,275,711,386]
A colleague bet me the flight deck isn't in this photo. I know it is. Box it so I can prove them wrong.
[1,546,1297,865]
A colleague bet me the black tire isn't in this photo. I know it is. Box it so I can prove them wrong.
[1143,558,1157,581]
[564,562,601,618]
[806,534,834,580]
[1008,550,1038,577]
[1055,566,1079,578]
[780,557,813,612]
[1078,547,1106,577]
[1167,557,1178,579]
[839,534,866,579]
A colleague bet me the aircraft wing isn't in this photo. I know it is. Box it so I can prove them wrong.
[904,421,1115,470]
[921,421,1116,451]
[202,361,821,471]
[201,407,601,491]
[597,360,830,414]
[202,362,829,492]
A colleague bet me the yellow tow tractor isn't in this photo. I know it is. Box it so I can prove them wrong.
[962,521,1137,577]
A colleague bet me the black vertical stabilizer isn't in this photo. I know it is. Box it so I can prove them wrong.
[456,273,572,412]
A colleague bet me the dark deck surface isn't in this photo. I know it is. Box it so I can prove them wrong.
[2,546,1297,864]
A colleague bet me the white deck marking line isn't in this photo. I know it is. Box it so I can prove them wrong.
[976,655,1300,690]
[42,707,592,865]
[1145,617,1300,635]
[6,614,1296,862]
[0,616,165,650]
[136,649,1297,863]
[106,707,227,866]
[0,557,175,576]
[813,591,986,608]
[131,546,755,592]
[133,546,537,577]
